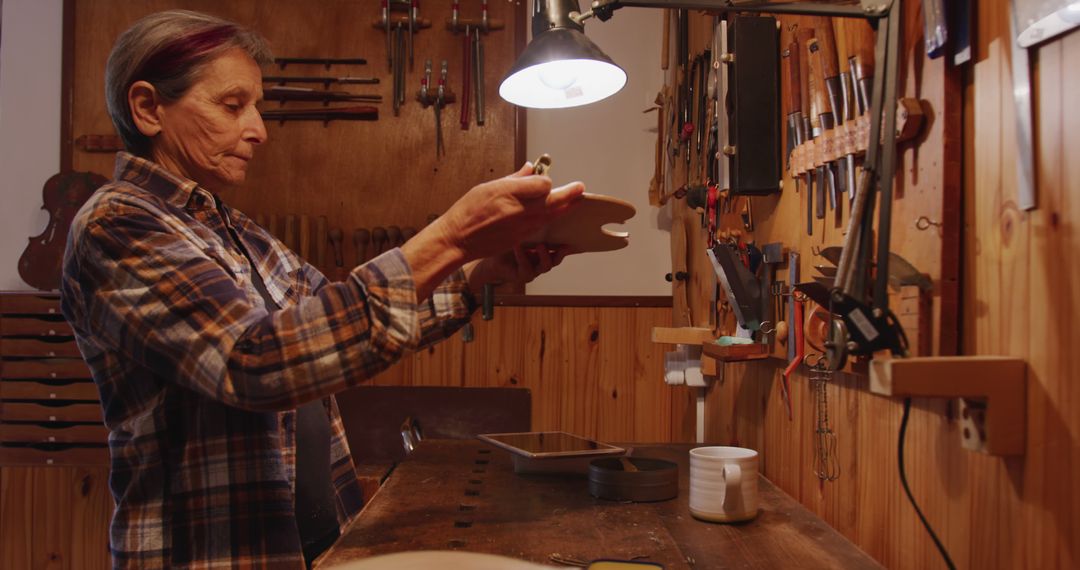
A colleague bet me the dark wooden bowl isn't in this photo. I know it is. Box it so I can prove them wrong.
[588,457,679,502]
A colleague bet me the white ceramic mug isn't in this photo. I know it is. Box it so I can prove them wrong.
[689,446,759,523]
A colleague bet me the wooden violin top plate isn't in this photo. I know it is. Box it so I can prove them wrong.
[526,193,636,253]
[327,550,554,570]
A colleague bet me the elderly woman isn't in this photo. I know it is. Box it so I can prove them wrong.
[61,9,582,569]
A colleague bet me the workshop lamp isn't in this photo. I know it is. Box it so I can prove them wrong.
[499,0,884,109]
[499,0,627,108]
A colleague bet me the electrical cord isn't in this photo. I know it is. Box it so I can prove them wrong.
[899,398,956,570]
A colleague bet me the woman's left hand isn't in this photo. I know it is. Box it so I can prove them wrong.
[464,244,573,295]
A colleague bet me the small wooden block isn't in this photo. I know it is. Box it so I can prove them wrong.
[870,356,1027,455]
[651,326,715,345]
[701,342,771,362]
[527,193,635,254]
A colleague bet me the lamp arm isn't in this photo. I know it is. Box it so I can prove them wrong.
[586,0,890,21]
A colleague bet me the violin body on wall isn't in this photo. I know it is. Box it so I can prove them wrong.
[18,171,107,291]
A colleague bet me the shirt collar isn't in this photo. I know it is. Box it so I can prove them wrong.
[113,151,213,210]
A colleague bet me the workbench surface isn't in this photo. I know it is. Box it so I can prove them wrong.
[318,441,881,569]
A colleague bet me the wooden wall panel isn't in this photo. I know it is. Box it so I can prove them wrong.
[695,3,1080,569]
[0,467,35,568]
[0,466,111,570]
[67,0,525,279]
[374,305,682,443]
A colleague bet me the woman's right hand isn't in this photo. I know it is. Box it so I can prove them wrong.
[430,162,585,262]
[399,162,584,300]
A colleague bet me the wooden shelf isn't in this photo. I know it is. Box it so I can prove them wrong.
[701,342,771,362]
[651,326,715,345]
[869,356,1027,455]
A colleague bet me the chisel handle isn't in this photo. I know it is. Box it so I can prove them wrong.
[785,41,802,114]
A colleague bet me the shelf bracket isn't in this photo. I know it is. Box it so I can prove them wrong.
[869,356,1027,455]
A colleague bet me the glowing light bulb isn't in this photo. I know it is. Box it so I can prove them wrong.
[539,65,578,90]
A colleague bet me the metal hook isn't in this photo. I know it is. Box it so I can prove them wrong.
[915,215,942,231]
[803,353,827,369]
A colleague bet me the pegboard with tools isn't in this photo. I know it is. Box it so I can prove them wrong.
[653,4,960,374]
[62,0,527,281]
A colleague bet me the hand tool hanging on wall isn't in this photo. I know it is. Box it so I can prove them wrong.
[827,1,909,370]
[839,17,876,205]
[832,18,857,204]
[371,227,388,256]
[315,216,328,269]
[707,19,723,190]
[805,35,829,222]
[299,215,312,261]
[354,228,370,265]
[793,25,816,233]
[265,86,383,105]
[263,76,380,87]
[328,228,345,279]
[260,106,379,123]
[273,57,368,69]
[784,40,807,198]
[809,358,840,481]
[417,59,455,157]
[284,215,299,252]
[781,253,802,421]
[1010,0,1037,211]
[436,60,448,155]
[387,225,403,248]
[678,10,691,166]
[814,21,846,216]
[450,1,503,129]
[375,1,431,116]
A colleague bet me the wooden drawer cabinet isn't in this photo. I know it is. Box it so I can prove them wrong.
[0,292,106,466]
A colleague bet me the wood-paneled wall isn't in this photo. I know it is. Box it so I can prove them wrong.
[0,304,681,567]
[65,0,526,279]
[699,3,1080,569]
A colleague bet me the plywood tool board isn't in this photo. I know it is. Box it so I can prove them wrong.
[660,5,960,359]
[62,0,525,279]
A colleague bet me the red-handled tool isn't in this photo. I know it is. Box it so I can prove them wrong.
[781,296,804,420]
[460,27,472,129]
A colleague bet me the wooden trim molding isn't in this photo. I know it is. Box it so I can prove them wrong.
[495,295,673,308]
[60,0,76,171]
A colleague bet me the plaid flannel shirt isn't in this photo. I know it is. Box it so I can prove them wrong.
[61,153,476,568]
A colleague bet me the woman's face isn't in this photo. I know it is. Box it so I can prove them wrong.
[151,48,267,191]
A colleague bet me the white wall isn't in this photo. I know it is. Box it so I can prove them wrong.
[0,0,63,291]
[525,8,671,296]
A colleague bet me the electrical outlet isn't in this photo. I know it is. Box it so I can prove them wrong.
[957,397,988,453]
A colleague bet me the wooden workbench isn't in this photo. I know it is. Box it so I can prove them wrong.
[319,440,881,569]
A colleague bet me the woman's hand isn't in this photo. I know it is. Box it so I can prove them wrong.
[430,162,584,262]
[401,162,584,299]
[464,244,573,296]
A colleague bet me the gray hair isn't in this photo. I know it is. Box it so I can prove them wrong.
[105,10,273,156]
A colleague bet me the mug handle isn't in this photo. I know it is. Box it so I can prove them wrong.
[722,463,743,513]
